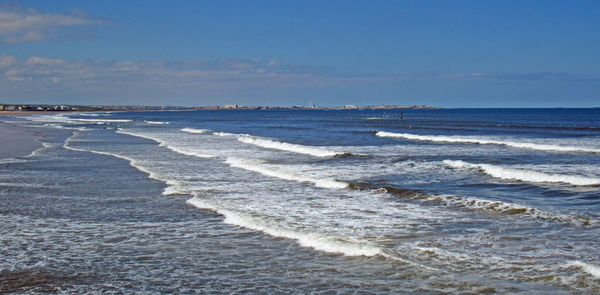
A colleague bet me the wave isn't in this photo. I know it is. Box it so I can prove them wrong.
[237,135,342,157]
[422,194,597,226]
[226,157,348,189]
[443,160,600,186]
[375,131,600,154]
[71,118,132,123]
[186,197,382,256]
[566,261,600,279]
[181,127,210,134]
[144,121,169,125]
[63,131,182,196]
[367,183,597,226]
[212,131,237,137]
[116,129,214,158]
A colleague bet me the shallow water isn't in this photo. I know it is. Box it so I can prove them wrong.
[1,109,599,293]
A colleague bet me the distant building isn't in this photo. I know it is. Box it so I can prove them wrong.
[224,104,238,109]
[344,105,359,109]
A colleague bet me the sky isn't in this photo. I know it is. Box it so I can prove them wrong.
[0,0,599,107]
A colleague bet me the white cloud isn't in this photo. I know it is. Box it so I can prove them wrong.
[0,54,16,68]
[0,6,105,43]
[0,56,388,103]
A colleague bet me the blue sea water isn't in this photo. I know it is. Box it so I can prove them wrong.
[1,108,599,293]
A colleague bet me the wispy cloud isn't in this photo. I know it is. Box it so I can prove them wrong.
[1,55,596,105]
[0,55,391,104]
[0,5,106,43]
[0,56,388,87]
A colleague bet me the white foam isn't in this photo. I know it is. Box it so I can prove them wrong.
[376,131,600,154]
[238,135,341,157]
[443,160,600,186]
[181,127,210,134]
[186,197,382,256]
[116,129,214,158]
[416,193,597,226]
[213,131,237,137]
[144,120,169,125]
[63,132,177,195]
[226,157,348,189]
[567,261,600,279]
[22,142,55,158]
[72,118,132,123]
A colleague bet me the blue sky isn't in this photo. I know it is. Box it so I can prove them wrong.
[1,0,598,107]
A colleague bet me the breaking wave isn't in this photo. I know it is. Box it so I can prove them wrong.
[225,157,348,189]
[375,131,600,153]
[63,131,180,195]
[443,160,600,186]
[71,118,133,123]
[116,129,214,158]
[186,197,383,257]
[237,135,342,157]
[567,261,600,279]
[420,194,596,226]
[144,121,169,125]
[213,131,238,137]
[181,127,210,134]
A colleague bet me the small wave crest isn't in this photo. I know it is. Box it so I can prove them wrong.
[213,131,237,137]
[144,120,169,125]
[63,132,181,196]
[116,129,214,158]
[421,194,596,226]
[181,127,210,134]
[226,157,348,189]
[186,197,382,257]
[443,160,600,186]
[566,261,600,279]
[369,183,597,226]
[72,118,133,123]
[238,135,341,157]
[376,131,600,154]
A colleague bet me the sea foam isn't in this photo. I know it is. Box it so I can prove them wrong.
[116,129,214,158]
[144,120,169,125]
[443,160,600,186]
[567,261,600,279]
[237,135,341,157]
[64,132,179,196]
[72,118,133,123]
[226,157,348,189]
[376,131,600,154]
[181,127,210,134]
[186,197,382,257]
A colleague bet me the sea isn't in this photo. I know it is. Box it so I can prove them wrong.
[1,108,599,294]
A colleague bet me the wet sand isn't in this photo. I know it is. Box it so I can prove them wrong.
[0,123,42,159]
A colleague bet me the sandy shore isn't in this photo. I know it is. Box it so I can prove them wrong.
[0,122,42,159]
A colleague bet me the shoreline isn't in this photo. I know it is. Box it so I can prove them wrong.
[0,122,43,160]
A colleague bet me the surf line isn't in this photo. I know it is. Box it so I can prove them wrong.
[186,197,439,271]
[443,160,600,186]
[376,131,600,154]
[116,128,214,159]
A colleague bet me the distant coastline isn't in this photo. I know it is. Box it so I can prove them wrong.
[0,103,441,113]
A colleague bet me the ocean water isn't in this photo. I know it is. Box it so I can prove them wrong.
[1,108,599,293]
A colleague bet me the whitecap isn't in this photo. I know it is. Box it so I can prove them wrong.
[225,157,348,189]
[443,160,600,186]
[376,131,600,154]
[238,135,341,157]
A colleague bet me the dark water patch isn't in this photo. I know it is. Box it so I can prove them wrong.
[0,269,101,294]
